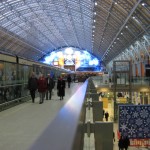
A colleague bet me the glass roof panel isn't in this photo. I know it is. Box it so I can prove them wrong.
[0,0,149,63]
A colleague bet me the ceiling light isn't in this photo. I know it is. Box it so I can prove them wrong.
[115,2,117,4]
[117,38,119,40]
[94,20,96,22]
[121,33,123,35]
[125,26,128,28]
[132,16,135,19]
[94,12,96,15]
[141,3,145,6]
[95,2,97,5]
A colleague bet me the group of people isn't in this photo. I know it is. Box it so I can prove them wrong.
[28,72,55,104]
[118,136,130,150]
[28,72,71,103]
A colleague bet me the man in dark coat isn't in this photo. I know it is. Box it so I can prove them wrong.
[124,136,130,150]
[104,111,109,121]
[28,72,38,103]
[46,74,54,100]
[118,136,124,150]
[57,76,65,100]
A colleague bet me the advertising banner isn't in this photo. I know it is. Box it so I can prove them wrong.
[118,105,150,147]
[130,139,150,147]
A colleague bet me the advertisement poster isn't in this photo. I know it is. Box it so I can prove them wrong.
[119,105,150,147]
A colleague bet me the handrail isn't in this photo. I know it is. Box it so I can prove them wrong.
[0,95,30,106]
[28,80,88,150]
[0,83,27,88]
[91,76,150,86]
[0,82,29,107]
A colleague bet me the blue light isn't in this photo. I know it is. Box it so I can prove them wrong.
[65,48,74,54]
[41,47,101,71]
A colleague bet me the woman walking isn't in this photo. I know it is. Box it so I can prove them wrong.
[57,75,65,100]
[37,74,47,104]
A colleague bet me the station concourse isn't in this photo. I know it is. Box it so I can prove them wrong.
[0,0,150,150]
[0,80,149,150]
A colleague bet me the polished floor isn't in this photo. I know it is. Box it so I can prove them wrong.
[0,82,149,150]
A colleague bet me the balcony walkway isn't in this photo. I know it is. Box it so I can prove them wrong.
[0,82,149,150]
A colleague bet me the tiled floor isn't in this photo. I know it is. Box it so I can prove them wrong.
[0,82,82,150]
[0,82,149,150]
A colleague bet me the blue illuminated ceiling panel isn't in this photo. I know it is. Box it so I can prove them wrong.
[40,47,101,71]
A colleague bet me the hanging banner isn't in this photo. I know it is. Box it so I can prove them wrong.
[118,105,150,146]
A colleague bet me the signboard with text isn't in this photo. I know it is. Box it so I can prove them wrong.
[130,139,150,147]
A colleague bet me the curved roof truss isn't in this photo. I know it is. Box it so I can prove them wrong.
[0,0,149,64]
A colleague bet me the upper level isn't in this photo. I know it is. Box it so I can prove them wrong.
[92,76,150,92]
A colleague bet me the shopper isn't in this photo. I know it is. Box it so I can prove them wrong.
[124,136,130,150]
[57,75,65,100]
[37,74,47,104]
[118,136,124,150]
[103,109,105,118]
[104,111,109,121]
[113,131,115,142]
[28,72,38,103]
[46,74,54,100]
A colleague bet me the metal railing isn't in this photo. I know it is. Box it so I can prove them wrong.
[0,83,30,111]
[91,76,150,87]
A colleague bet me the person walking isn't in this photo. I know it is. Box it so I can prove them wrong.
[67,74,72,88]
[28,72,38,103]
[37,74,47,104]
[118,136,124,150]
[103,109,105,119]
[113,131,115,142]
[46,74,54,100]
[124,136,130,150]
[104,111,109,121]
[57,75,65,100]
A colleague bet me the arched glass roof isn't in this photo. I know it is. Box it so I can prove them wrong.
[0,0,149,65]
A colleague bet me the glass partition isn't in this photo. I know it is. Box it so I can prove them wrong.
[0,61,32,105]
[0,60,69,106]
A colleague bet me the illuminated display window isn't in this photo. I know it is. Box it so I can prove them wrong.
[53,61,59,66]
[40,47,101,71]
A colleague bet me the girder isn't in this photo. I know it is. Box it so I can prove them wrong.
[108,35,150,68]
